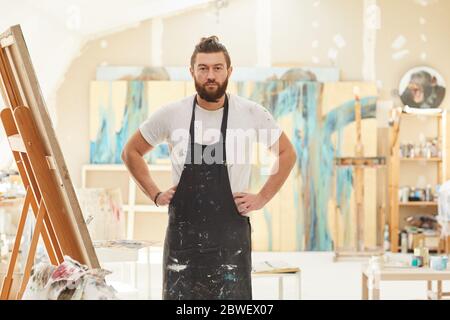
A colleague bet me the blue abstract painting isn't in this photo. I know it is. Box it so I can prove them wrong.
[90,81,169,164]
[238,81,378,251]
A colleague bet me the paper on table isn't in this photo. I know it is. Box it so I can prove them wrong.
[252,260,300,274]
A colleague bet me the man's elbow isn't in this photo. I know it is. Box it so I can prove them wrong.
[281,143,297,168]
[121,147,129,164]
[288,147,297,167]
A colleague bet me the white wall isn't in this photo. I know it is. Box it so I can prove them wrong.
[55,0,450,187]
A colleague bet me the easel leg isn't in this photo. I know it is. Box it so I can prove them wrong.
[0,187,32,300]
[42,215,63,264]
[1,108,63,267]
[355,167,365,252]
[21,154,63,265]
[16,199,47,300]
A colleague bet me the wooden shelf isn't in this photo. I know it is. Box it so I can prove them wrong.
[401,111,442,118]
[389,109,448,253]
[399,201,437,207]
[82,164,172,240]
[400,158,442,162]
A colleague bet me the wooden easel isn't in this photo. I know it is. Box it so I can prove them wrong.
[0,25,99,300]
[387,106,402,253]
[333,89,386,261]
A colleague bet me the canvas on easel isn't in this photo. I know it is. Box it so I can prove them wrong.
[0,25,99,300]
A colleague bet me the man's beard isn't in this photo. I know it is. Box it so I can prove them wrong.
[194,77,229,103]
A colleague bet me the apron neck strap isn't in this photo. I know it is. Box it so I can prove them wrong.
[189,94,229,164]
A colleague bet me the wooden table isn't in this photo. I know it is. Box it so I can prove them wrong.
[251,270,301,300]
[362,265,450,300]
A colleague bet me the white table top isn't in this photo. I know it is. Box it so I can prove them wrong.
[363,264,450,281]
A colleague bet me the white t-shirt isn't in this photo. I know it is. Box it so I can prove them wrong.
[139,93,282,193]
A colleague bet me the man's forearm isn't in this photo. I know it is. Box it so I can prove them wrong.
[257,149,297,204]
[122,150,161,201]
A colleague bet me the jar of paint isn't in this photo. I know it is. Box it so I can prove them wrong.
[430,256,448,271]
[411,255,424,267]
[441,256,448,270]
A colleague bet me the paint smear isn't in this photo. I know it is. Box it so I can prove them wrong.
[333,34,346,49]
[392,35,407,50]
[168,264,188,272]
[328,48,338,61]
[222,264,237,270]
[392,50,409,60]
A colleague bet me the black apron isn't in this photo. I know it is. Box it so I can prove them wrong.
[163,94,252,300]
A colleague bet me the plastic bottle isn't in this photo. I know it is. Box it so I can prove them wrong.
[401,232,408,253]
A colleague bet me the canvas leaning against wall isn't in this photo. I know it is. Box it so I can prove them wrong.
[89,81,186,164]
[236,81,379,251]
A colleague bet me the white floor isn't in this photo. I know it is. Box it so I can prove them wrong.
[102,250,450,300]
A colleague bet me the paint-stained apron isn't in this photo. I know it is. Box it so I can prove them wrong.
[163,94,252,300]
